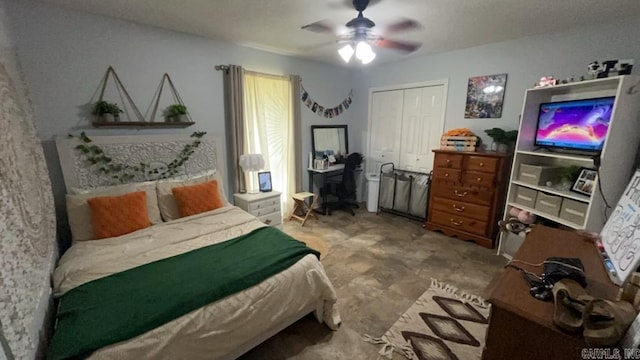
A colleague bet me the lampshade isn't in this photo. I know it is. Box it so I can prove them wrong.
[338,44,354,63]
[337,41,376,65]
[239,154,264,172]
[355,41,371,59]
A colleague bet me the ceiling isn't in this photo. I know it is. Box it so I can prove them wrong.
[38,0,640,67]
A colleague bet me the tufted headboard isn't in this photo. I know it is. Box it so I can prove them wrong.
[55,134,226,193]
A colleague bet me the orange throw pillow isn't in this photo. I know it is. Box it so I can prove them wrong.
[172,180,224,218]
[88,191,152,239]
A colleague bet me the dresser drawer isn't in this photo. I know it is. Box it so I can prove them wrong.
[433,167,461,183]
[431,184,493,206]
[462,170,495,188]
[258,212,282,226]
[430,210,487,236]
[466,156,499,173]
[250,204,280,217]
[431,196,491,221]
[434,153,463,169]
[247,196,281,212]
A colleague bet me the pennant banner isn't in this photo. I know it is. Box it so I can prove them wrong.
[300,83,352,119]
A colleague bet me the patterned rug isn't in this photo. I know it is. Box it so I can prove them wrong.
[364,279,490,360]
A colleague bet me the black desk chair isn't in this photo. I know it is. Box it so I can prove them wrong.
[321,153,363,216]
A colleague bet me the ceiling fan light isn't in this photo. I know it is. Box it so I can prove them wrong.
[360,50,376,64]
[355,41,372,60]
[338,44,354,63]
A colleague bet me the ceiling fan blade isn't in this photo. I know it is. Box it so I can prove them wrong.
[301,20,336,34]
[385,18,421,34]
[375,38,422,53]
[298,40,340,52]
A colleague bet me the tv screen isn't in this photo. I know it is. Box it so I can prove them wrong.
[535,96,615,152]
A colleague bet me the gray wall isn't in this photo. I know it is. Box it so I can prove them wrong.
[351,16,640,149]
[6,0,357,247]
[0,4,12,360]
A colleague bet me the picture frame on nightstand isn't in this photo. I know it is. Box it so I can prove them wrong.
[258,171,272,192]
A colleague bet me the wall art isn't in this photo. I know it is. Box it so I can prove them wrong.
[300,82,352,119]
[464,73,507,118]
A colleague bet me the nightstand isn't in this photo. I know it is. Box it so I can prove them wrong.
[233,191,282,226]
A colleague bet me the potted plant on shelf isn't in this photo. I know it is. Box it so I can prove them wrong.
[92,101,123,122]
[484,127,518,153]
[557,165,582,190]
[165,104,188,123]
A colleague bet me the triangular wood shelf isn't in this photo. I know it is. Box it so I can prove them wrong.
[94,66,145,123]
[147,73,193,124]
[92,121,195,128]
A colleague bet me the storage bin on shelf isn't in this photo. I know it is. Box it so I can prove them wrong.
[560,199,588,226]
[440,135,478,152]
[518,164,560,185]
[514,186,538,208]
[534,192,563,217]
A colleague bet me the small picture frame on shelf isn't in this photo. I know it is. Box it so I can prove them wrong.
[571,168,598,196]
[258,171,272,192]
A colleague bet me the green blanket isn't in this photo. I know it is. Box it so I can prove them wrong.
[48,226,320,360]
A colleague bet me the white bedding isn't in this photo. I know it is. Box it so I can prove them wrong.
[53,206,340,359]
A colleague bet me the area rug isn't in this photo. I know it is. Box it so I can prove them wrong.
[294,233,330,259]
[364,279,490,360]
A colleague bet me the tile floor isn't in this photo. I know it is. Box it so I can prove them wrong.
[240,207,507,359]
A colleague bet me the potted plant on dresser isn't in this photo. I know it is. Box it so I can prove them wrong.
[165,104,188,123]
[92,101,123,122]
[484,127,518,153]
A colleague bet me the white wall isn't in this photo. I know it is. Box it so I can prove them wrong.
[6,0,357,242]
[351,16,640,149]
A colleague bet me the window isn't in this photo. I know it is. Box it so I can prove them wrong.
[243,72,295,216]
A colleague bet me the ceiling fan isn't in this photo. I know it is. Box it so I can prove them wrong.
[301,0,422,64]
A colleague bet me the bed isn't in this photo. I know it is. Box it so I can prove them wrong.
[50,134,341,359]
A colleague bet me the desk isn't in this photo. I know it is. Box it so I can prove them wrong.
[482,225,620,360]
[307,164,345,214]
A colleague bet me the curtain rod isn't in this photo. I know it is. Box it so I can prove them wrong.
[214,65,228,71]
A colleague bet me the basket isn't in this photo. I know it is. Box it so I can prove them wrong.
[440,135,478,152]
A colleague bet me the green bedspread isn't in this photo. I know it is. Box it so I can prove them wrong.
[48,226,320,360]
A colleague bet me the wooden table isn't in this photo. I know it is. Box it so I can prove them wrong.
[482,225,620,360]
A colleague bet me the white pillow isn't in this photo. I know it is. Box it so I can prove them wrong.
[156,170,229,221]
[66,181,162,242]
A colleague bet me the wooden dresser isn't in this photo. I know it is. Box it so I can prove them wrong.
[424,150,511,248]
[482,226,619,359]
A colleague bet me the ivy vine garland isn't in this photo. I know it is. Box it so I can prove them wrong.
[70,131,207,183]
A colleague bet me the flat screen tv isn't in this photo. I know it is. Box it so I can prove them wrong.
[535,96,615,152]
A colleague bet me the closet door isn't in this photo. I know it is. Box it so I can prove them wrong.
[399,85,445,173]
[416,85,445,172]
[399,88,423,171]
[370,90,403,171]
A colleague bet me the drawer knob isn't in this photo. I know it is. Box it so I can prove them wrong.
[446,159,451,163]
[445,173,449,177]
[452,205,465,212]
[264,219,272,225]
[477,177,482,181]
[454,190,468,197]
[450,218,463,226]
[479,162,484,167]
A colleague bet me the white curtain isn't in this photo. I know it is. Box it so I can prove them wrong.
[243,72,296,217]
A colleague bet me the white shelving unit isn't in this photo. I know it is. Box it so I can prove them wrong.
[498,75,640,258]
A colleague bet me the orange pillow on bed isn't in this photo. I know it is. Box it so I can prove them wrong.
[172,180,224,218]
[87,191,152,239]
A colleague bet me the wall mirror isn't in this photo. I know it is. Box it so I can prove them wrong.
[311,125,348,159]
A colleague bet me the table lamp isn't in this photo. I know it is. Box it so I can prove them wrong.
[239,153,264,193]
